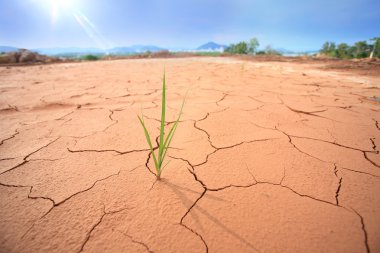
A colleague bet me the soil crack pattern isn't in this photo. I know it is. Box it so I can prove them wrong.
[78,205,131,253]
[0,137,60,176]
[19,169,125,239]
[285,133,376,153]
[0,182,55,206]
[172,150,349,253]
[277,127,380,173]
[41,169,123,218]
[1,57,379,253]
[276,127,328,162]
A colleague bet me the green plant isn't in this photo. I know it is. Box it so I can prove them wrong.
[248,37,260,55]
[82,54,100,61]
[138,73,185,180]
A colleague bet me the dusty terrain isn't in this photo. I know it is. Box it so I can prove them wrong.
[0,57,379,253]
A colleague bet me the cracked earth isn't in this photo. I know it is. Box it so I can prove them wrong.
[0,57,379,252]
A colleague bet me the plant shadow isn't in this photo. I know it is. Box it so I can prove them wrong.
[162,179,260,252]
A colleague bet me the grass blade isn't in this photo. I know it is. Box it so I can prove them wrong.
[161,121,179,163]
[161,97,185,162]
[137,72,186,180]
[158,73,166,167]
[138,115,159,171]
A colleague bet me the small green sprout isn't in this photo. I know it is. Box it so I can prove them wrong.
[138,73,185,180]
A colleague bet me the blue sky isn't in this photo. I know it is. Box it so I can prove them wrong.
[0,0,379,51]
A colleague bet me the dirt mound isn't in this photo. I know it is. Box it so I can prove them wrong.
[0,49,60,65]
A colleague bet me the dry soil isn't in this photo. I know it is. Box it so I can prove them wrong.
[0,57,379,253]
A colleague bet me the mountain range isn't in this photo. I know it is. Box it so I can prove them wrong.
[1,43,318,56]
[1,45,167,56]
[196,42,227,51]
[1,42,227,56]
[34,45,167,55]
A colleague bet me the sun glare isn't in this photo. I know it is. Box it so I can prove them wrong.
[36,0,76,23]
[48,0,75,9]
[34,0,112,50]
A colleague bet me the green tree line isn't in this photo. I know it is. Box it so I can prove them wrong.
[224,38,280,55]
[225,38,260,54]
[320,38,379,59]
[225,38,282,55]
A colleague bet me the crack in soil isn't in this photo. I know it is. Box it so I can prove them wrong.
[0,129,19,146]
[195,138,274,167]
[277,128,380,171]
[193,120,218,150]
[285,105,329,118]
[198,112,210,122]
[78,204,107,253]
[108,109,117,122]
[0,137,60,176]
[180,210,209,253]
[141,114,177,126]
[277,127,380,178]
[171,139,339,207]
[369,138,377,151]
[335,177,342,206]
[289,134,376,153]
[117,230,154,253]
[351,208,371,253]
[333,164,343,206]
[78,206,134,253]
[177,166,209,252]
[276,128,328,163]
[144,135,160,179]
[0,182,56,238]
[173,148,347,253]
[0,157,17,161]
[215,93,228,106]
[363,152,380,168]
[193,118,275,155]
[20,169,125,240]
[340,167,380,178]
[248,95,273,105]
[373,119,380,131]
[41,169,123,218]
[67,147,149,155]
[333,164,338,177]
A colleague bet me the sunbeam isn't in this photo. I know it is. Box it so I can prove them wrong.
[34,0,112,51]
[72,11,111,52]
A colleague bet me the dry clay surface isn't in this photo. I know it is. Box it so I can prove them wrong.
[0,57,379,253]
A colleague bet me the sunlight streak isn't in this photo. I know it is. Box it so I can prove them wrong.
[35,0,112,52]
[51,1,59,24]
[72,11,111,52]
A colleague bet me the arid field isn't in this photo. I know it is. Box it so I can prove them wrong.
[0,57,379,252]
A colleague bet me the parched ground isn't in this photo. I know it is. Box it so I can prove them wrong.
[0,57,379,253]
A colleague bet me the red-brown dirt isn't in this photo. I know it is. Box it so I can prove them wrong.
[0,57,379,252]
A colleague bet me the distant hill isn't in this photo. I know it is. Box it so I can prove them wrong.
[0,46,19,53]
[35,47,104,55]
[33,45,167,56]
[197,42,226,51]
[109,45,166,54]
[275,48,319,56]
